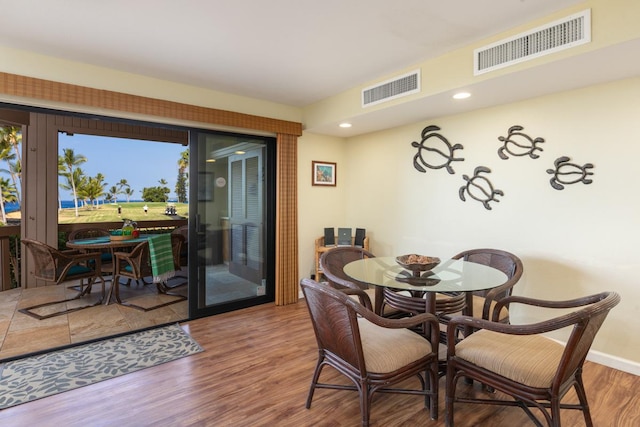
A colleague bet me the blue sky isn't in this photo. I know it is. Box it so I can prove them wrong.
[58,133,187,201]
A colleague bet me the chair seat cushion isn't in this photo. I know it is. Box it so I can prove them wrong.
[62,265,93,277]
[357,317,433,373]
[473,295,509,320]
[349,288,400,316]
[455,329,564,388]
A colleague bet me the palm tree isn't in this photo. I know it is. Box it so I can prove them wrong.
[0,177,17,225]
[59,148,87,217]
[57,156,70,212]
[77,174,106,208]
[123,187,135,202]
[178,150,189,175]
[108,185,119,203]
[158,178,170,202]
[176,149,189,203]
[93,173,107,206]
[117,179,131,201]
[0,126,22,204]
[60,168,88,210]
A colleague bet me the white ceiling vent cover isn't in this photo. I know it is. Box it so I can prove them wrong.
[474,9,591,75]
[362,70,420,107]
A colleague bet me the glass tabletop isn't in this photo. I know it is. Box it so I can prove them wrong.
[344,257,508,293]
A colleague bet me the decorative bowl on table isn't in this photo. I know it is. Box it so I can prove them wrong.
[395,254,441,274]
[110,231,134,241]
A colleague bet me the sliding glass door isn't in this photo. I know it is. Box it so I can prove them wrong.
[188,130,275,318]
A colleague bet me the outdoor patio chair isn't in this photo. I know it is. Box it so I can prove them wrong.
[19,238,106,320]
[111,234,186,311]
[67,227,114,275]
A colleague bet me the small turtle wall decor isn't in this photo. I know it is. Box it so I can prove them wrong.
[411,125,464,174]
[546,156,594,190]
[498,125,545,159]
[459,166,504,210]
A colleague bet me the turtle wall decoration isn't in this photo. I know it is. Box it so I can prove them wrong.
[546,156,594,190]
[459,166,504,210]
[498,125,545,159]
[411,125,464,174]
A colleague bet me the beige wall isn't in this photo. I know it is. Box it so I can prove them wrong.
[298,76,640,373]
[297,133,348,276]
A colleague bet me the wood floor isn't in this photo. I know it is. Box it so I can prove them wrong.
[0,299,638,426]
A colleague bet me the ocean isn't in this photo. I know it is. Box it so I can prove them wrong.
[5,200,149,213]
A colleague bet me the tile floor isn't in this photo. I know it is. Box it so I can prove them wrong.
[0,278,187,360]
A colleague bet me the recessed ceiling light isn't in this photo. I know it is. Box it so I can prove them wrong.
[339,122,352,128]
[453,92,471,100]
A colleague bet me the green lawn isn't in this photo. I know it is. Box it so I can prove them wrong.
[57,201,188,223]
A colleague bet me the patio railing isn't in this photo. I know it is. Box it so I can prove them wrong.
[0,219,188,291]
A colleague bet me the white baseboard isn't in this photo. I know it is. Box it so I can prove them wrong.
[587,349,640,376]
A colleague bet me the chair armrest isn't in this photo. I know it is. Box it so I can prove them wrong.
[489,292,612,322]
[447,292,617,356]
[341,288,373,310]
[480,281,517,318]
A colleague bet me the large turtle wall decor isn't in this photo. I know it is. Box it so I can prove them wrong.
[546,156,594,190]
[411,125,464,174]
[459,166,504,210]
[498,125,545,159]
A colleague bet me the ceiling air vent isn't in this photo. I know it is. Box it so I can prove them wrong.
[362,70,420,107]
[474,9,591,75]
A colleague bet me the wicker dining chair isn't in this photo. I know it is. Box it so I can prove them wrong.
[439,248,524,340]
[445,291,621,427]
[301,278,440,427]
[319,246,386,315]
[19,238,106,320]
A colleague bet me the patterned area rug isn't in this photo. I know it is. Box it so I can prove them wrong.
[0,323,203,410]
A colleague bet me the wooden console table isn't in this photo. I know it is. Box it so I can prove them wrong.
[314,235,369,282]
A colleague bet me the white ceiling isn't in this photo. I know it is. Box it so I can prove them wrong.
[1,0,638,136]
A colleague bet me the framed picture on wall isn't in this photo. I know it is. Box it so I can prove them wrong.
[312,161,337,186]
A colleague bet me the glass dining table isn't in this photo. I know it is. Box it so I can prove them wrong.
[343,256,508,315]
